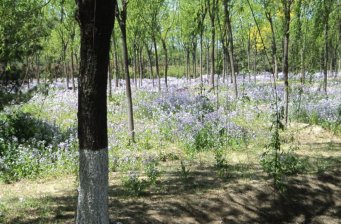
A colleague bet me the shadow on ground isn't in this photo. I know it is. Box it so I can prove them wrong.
[5,161,340,224]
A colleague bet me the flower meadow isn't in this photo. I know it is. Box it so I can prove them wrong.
[0,73,340,191]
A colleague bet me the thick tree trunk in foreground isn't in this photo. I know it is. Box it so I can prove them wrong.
[75,0,114,223]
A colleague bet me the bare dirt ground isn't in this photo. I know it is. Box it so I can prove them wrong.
[1,124,340,224]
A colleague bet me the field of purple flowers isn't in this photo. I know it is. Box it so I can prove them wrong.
[1,73,340,182]
[0,73,341,223]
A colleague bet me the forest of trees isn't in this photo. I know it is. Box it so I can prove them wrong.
[1,0,340,89]
[1,0,341,223]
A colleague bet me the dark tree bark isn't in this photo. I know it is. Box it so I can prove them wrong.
[75,0,115,223]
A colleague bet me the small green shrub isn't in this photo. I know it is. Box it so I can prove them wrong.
[122,171,147,196]
[0,109,77,182]
[261,150,307,176]
[214,149,228,169]
[179,160,190,181]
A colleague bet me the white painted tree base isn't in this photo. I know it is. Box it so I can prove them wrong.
[76,148,109,224]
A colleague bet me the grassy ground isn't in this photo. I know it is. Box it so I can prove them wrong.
[1,123,340,224]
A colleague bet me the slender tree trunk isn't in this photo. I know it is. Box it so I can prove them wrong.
[161,39,168,90]
[200,32,203,83]
[133,47,138,88]
[108,58,112,97]
[206,45,210,79]
[266,13,278,81]
[323,20,329,92]
[210,18,215,88]
[247,27,251,82]
[25,56,30,88]
[301,46,305,84]
[146,45,154,87]
[192,48,197,79]
[186,49,190,80]
[75,0,114,223]
[139,48,143,87]
[222,44,227,83]
[64,46,69,89]
[225,46,230,83]
[282,0,292,125]
[120,23,135,142]
[224,0,238,97]
[254,43,257,83]
[153,35,161,92]
[71,48,76,91]
[36,54,40,85]
[70,28,76,91]
[113,34,119,88]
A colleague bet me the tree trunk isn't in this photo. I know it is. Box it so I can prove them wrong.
[153,35,161,92]
[71,48,76,91]
[224,0,238,98]
[139,48,143,87]
[161,38,168,90]
[200,32,203,83]
[75,0,114,223]
[301,46,305,84]
[323,20,329,92]
[266,12,278,81]
[36,54,40,85]
[254,42,257,83]
[146,45,154,87]
[206,45,210,79]
[186,49,190,80]
[282,0,291,125]
[192,49,197,79]
[113,34,119,88]
[133,47,138,88]
[210,15,215,88]
[222,45,227,82]
[247,27,251,82]
[120,22,135,142]
[108,59,112,97]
